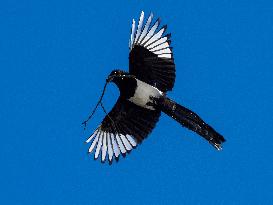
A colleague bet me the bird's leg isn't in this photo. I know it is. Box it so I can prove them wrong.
[146,96,158,107]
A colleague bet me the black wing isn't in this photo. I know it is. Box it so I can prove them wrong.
[85,98,161,164]
[129,12,175,93]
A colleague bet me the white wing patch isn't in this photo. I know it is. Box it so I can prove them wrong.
[134,11,145,45]
[129,11,172,59]
[129,19,136,49]
[94,132,103,160]
[101,132,107,162]
[86,127,138,163]
[107,133,114,162]
[137,13,153,44]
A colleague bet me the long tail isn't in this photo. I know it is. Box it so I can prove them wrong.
[155,96,226,150]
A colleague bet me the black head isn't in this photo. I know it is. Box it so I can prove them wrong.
[106,69,137,99]
[107,70,135,83]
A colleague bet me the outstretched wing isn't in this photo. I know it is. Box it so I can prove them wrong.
[129,11,176,93]
[85,98,161,164]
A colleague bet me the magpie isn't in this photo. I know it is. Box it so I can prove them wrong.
[84,11,226,164]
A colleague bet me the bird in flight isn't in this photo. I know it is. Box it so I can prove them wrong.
[83,11,226,164]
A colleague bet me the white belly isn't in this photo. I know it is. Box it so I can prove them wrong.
[128,79,163,110]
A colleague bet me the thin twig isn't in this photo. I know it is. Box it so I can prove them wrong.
[100,102,120,136]
[82,81,109,129]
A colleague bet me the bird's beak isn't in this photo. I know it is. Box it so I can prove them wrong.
[106,75,115,82]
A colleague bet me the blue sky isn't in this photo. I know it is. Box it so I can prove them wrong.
[1,0,273,204]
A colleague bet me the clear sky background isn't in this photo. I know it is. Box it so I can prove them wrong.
[1,0,273,204]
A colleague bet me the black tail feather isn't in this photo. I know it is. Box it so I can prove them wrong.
[155,96,225,150]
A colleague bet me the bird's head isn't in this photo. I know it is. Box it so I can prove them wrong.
[107,70,135,83]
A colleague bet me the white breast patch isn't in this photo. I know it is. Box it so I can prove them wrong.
[128,79,163,110]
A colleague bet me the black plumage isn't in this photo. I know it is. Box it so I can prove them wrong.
[84,11,226,164]
[154,97,225,150]
[100,98,161,144]
[129,45,175,92]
